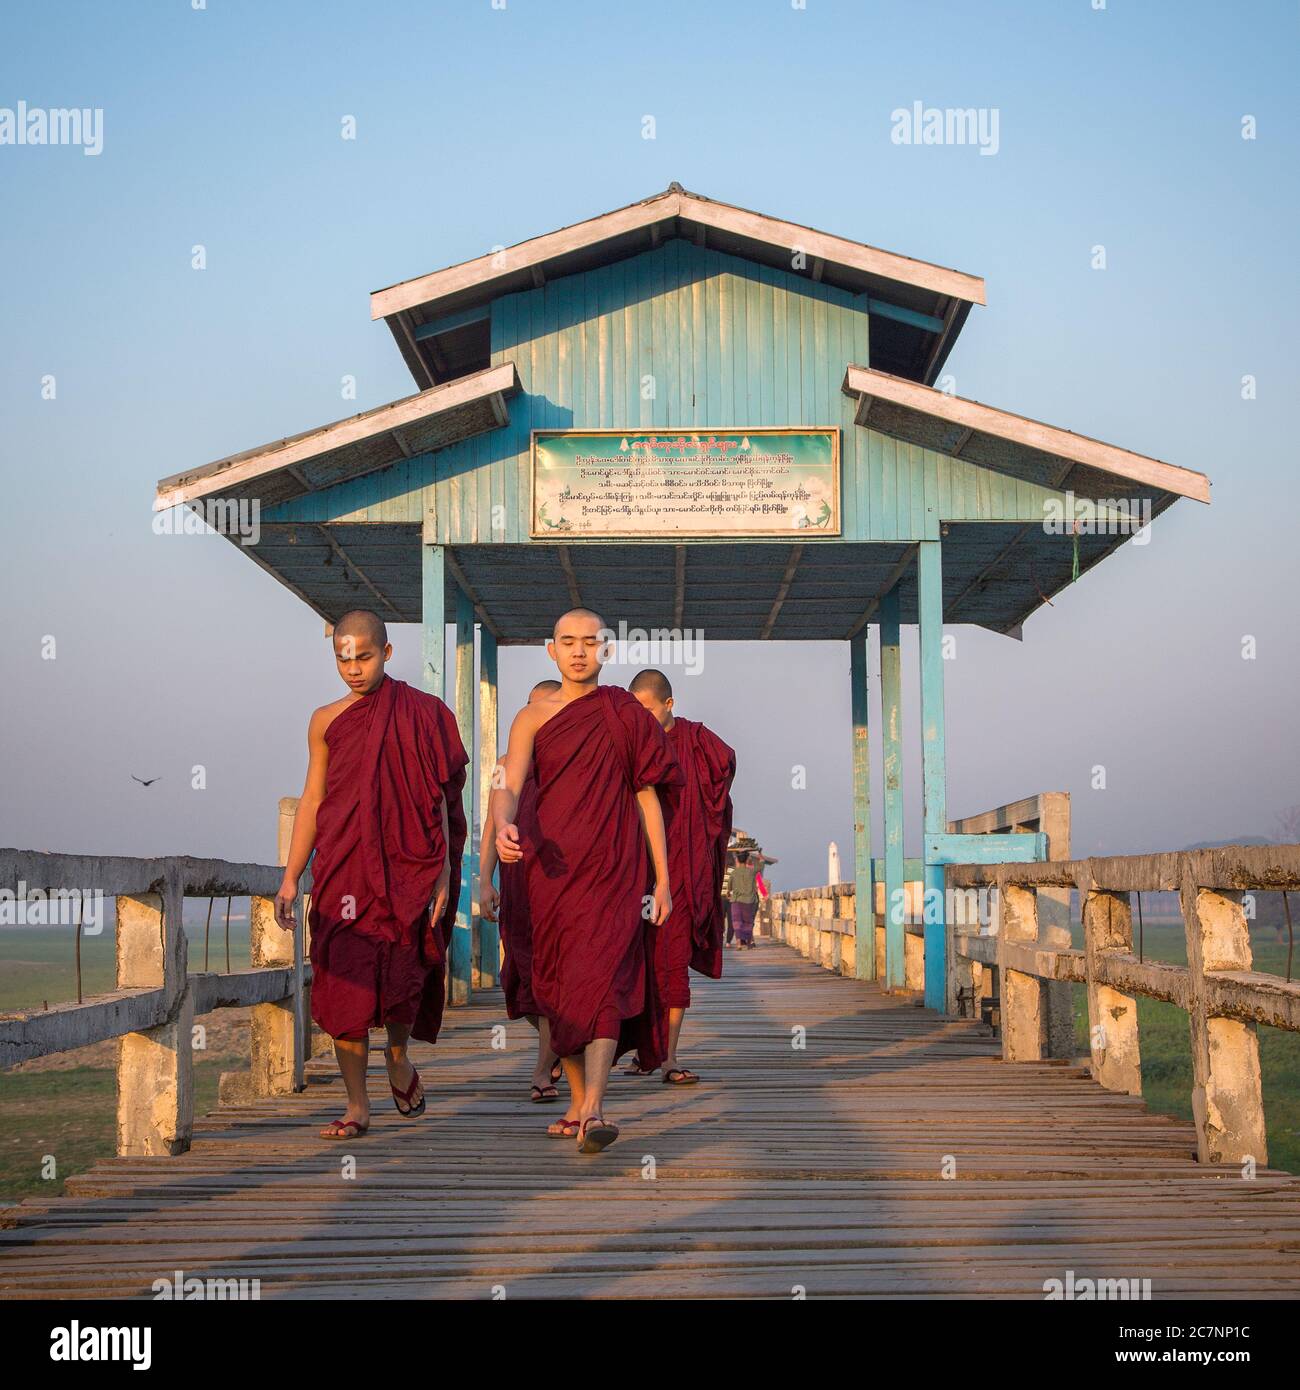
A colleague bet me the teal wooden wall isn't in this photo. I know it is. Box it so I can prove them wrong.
[265,241,1075,541]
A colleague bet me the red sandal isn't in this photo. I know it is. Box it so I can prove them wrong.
[390,1065,425,1117]
[320,1117,369,1140]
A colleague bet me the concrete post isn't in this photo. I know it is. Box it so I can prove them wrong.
[1181,878,1267,1166]
[999,884,1048,1061]
[1082,879,1142,1095]
[115,868,192,1156]
[1037,793,1075,1058]
[249,895,300,1095]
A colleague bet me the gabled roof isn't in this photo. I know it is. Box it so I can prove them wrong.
[154,364,520,511]
[842,365,1210,504]
[372,184,986,390]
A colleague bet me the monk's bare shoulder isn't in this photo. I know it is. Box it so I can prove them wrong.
[513,696,558,734]
[310,695,358,741]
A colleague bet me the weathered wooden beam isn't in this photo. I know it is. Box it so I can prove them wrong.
[879,588,905,990]
[759,544,803,639]
[843,546,915,640]
[476,629,500,990]
[316,526,404,621]
[849,630,874,981]
[445,548,505,643]
[925,832,1047,865]
[422,543,445,697]
[450,589,476,1006]
[917,540,947,1013]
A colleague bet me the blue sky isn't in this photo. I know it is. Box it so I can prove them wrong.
[1,0,1297,886]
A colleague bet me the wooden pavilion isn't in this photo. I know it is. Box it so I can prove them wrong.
[154,183,1210,1010]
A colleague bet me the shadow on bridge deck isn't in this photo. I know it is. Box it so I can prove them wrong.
[3,941,1299,1299]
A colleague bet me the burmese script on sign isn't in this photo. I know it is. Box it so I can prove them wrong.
[531,430,840,538]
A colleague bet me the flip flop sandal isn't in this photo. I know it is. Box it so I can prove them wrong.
[550,1060,563,1084]
[577,1116,620,1154]
[320,1118,369,1140]
[622,1056,655,1075]
[390,1065,426,1117]
[662,1068,699,1085]
[546,1117,580,1138]
[530,1083,560,1103]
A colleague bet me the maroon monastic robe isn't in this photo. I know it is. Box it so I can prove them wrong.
[655,718,736,1005]
[498,773,539,1019]
[526,685,681,1063]
[308,676,468,1042]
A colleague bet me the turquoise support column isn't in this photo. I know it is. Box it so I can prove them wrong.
[879,587,905,990]
[917,540,948,1013]
[476,628,500,988]
[450,588,475,1005]
[422,544,445,696]
[849,631,875,980]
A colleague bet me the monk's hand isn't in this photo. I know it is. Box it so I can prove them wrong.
[431,863,451,926]
[274,876,298,931]
[651,877,672,926]
[496,823,522,864]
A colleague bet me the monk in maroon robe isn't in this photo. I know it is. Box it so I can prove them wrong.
[495,609,679,1154]
[275,610,467,1140]
[479,679,562,1102]
[629,669,735,1084]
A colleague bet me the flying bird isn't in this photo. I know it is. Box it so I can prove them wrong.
[131,775,160,787]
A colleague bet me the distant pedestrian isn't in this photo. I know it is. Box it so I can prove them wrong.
[728,851,760,949]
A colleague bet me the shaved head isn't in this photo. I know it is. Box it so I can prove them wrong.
[552,607,606,639]
[529,679,561,701]
[629,668,672,702]
[335,609,388,649]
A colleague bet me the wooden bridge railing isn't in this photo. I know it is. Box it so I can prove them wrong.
[769,842,1300,1168]
[0,847,309,1157]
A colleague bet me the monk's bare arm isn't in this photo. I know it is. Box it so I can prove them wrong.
[275,707,331,928]
[477,784,502,920]
[635,785,673,926]
[493,709,539,862]
[480,787,500,877]
[430,795,451,923]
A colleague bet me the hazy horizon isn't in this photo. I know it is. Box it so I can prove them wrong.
[2,1,1297,890]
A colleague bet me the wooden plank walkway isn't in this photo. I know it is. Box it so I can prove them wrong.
[3,940,1300,1299]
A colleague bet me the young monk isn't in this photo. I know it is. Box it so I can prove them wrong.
[495,609,680,1154]
[275,610,468,1140]
[627,669,735,1085]
[479,678,563,1103]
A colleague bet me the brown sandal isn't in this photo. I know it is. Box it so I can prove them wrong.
[577,1115,619,1154]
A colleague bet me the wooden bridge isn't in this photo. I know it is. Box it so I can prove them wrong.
[3,836,1300,1298]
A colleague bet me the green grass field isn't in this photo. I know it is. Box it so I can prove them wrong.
[0,1061,238,1204]
[0,923,253,1207]
[1067,921,1300,1174]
